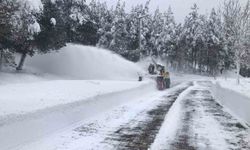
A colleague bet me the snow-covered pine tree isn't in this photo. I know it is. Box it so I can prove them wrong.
[12,2,41,71]
[150,7,164,57]
[195,15,208,74]
[174,23,186,71]
[162,6,177,67]
[205,8,224,75]
[124,6,140,61]
[140,0,152,57]
[55,0,94,45]
[109,0,128,55]
[93,1,113,49]
[36,0,67,53]
[72,0,98,45]
[223,0,250,84]
[183,3,203,72]
[0,0,19,69]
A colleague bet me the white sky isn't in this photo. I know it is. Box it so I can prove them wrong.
[88,0,248,23]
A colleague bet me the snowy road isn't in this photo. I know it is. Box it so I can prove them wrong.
[153,81,250,150]
[5,81,250,150]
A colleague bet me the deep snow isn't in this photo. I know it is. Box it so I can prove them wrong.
[0,80,151,119]
[0,81,155,150]
[215,78,250,99]
[212,80,250,125]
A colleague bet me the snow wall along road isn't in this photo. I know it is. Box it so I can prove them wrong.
[25,44,144,80]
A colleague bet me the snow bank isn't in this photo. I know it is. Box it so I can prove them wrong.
[0,80,152,120]
[0,80,155,150]
[25,44,144,80]
[0,71,59,85]
[215,78,250,99]
[211,82,250,125]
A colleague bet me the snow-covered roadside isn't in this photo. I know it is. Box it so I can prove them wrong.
[0,44,148,122]
[0,71,60,85]
[0,80,151,119]
[171,74,250,126]
[0,43,155,150]
[151,81,250,150]
[214,78,250,99]
[0,80,155,150]
[10,82,190,150]
[211,81,250,125]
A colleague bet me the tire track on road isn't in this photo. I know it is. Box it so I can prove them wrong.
[103,82,193,150]
[169,81,250,150]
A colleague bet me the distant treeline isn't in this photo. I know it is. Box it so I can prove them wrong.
[0,0,250,77]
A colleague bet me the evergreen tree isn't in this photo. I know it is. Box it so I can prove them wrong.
[183,4,203,72]
[71,0,98,45]
[0,0,19,69]
[36,0,67,53]
[174,23,186,71]
[109,1,128,54]
[140,0,152,57]
[92,0,113,49]
[223,0,250,84]
[122,6,140,61]
[12,3,41,70]
[162,7,177,65]
[205,8,224,74]
[150,8,164,57]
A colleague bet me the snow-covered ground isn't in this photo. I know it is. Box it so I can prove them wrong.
[212,77,250,125]
[8,82,190,150]
[1,44,146,117]
[9,81,250,150]
[0,80,151,119]
[0,80,155,150]
[0,44,154,150]
[215,77,250,98]
[170,73,250,125]
[151,81,250,150]
[1,44,250,150]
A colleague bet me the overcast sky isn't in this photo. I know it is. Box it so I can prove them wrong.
[88,0,248,23]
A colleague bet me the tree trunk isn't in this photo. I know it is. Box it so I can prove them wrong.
[16,53,27,71]
[236,59,240,85]
[0,50,3,70]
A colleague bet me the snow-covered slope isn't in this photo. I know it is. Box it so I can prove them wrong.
[25,44,144,80]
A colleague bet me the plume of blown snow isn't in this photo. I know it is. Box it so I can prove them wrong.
[25,44,144,80]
